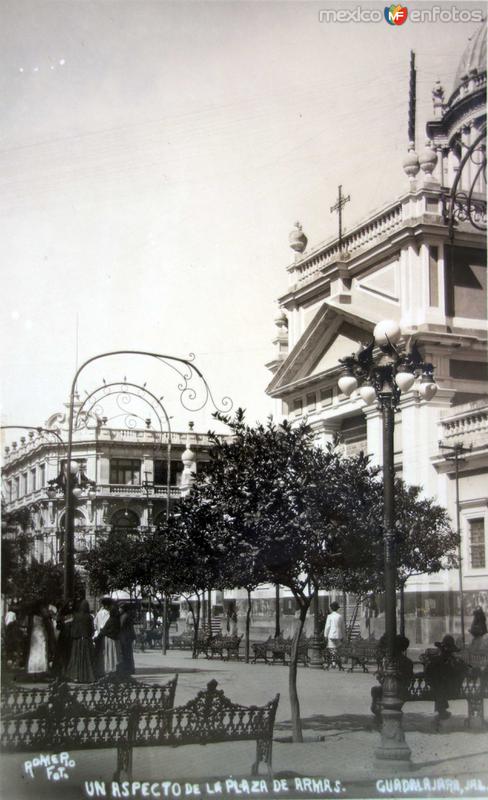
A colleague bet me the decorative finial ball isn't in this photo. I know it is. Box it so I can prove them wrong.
[374,319,402,346]
[403,144,420,178]
[289,222,308,254]
[275,307,288,327]
[419,142,438,175]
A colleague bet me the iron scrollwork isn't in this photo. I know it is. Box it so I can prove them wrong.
[442,126,487,238]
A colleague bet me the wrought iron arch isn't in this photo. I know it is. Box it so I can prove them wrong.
[443,124,487,238]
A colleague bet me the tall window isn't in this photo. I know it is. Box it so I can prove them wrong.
[39,464,46,488]
[469,519,486,569]
[293,398,303,416]
[14,477,19,499]
[22,473,28,496]
[109,458,141,485]
[154,459,184,486]
[31,468,36,492]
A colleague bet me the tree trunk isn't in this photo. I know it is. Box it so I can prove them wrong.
[207,588,212,633]
[289,601,309,743]
[192,594,201,659]
[245,587,252,663]
[275,583,281,638]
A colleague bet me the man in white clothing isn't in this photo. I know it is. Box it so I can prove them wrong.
[324,601,345,650]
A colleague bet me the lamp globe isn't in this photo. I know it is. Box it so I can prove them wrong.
[373,319,401,346]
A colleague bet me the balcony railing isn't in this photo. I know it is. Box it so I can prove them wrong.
[439,403,488,448]
[288,200,403,285]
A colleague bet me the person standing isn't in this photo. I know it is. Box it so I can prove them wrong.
[425,634,468,720]
[99,601,121,675]
[93,597,111,677]
[469,606,488,651]
[26,602,54,676]
[66,600,95,683]
[119,604,136,675]
[324,601,345,650]
[53,601,74,678]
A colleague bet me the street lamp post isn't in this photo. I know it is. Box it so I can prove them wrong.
[338,320,438,769]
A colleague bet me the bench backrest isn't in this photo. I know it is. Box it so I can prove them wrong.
[1,674,178,717]
[1,679,279,754]
[130,679,280,747]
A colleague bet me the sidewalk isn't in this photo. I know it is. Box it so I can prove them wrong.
[2,650,487,800]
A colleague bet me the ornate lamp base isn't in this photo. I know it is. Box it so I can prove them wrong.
[374,670,412,771]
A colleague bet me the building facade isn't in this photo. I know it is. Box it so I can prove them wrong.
[265,25,487,645]
[1,396,210,569]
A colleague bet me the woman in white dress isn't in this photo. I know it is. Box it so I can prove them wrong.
[27,603,52,674]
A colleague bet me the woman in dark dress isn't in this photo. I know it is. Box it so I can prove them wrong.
[119,604,136,675]
[66,600,95,683]
[53,601,74,678]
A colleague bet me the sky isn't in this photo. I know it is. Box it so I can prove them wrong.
[0,0,485,440]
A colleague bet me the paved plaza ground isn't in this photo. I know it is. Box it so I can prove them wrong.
[2,649,487,800]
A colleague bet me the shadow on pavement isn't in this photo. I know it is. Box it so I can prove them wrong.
[275,711,470,736]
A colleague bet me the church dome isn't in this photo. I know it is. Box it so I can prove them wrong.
[452,21,486,93]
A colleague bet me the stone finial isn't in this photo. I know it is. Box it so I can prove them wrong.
[5,446,10,455]
[403,142,420,179]
[12,441,17,449]
[20,436,26,445]
[432,80,445,119]
[28,430,34,439]
[180,423,196,495]
[274,307,288,329]
[419,140,438,176]
[289,222,308,254]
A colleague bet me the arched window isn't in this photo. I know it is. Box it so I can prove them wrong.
[110,508,140,534]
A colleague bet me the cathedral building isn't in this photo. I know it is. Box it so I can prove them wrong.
[266,24,487,645]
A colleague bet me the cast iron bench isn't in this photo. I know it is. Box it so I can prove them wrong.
[372,668,487,730]
[207,634,242,660]
[341,640,381,673]
[169,631,194,650]
[1,672,178,717]
[252,637,273,663]
[1,678,279,780]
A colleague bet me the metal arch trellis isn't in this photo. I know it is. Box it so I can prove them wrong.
[63,349,233,602]
[443,125,487,239]
[74,381,172,439]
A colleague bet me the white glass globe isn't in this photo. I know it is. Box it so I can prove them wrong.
[69,460,79,474]
[338,375,358,397]
[373,319,401,346]
[359,384,377,405]
[395,371,415,392]
[419,381,438,401]
[72,486,82,498]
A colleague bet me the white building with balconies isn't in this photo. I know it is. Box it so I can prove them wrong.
[266,24,487,645]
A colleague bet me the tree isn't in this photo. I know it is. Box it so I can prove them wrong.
[81,530,146,599]
[182,410,382,741]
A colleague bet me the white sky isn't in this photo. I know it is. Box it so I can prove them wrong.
[0,0,484,438]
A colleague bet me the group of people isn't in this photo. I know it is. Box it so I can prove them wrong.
[3,597,137,683]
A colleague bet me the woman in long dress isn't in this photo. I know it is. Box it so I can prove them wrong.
[26,603,54,675]
[119,604,136,675]
[66,600,95,683]
[99,601,121,674]
[53,601,74,678]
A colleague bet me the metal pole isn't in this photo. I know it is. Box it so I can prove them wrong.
[375,394,411,768]
[309,582,323,668]
[63,389,76,602]
[454,448,465,647]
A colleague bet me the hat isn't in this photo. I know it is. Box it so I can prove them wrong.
[330,601,340,611]
[434,634,460,653]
